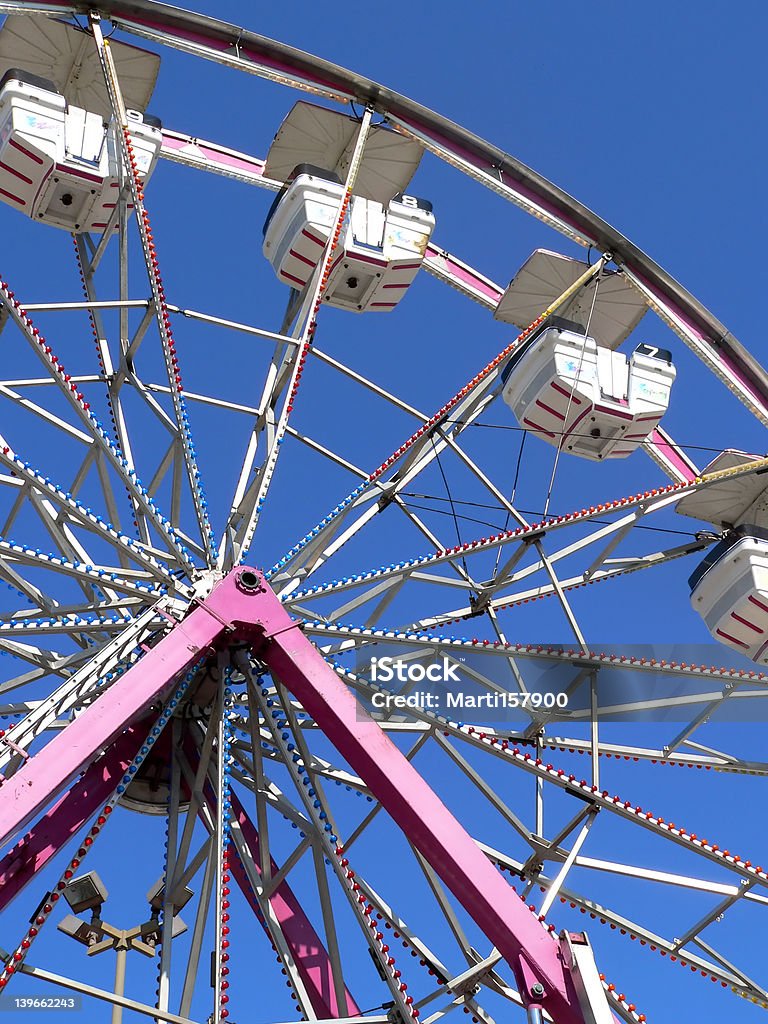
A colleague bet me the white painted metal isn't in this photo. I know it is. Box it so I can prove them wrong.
[495,249,648,350]
[501,321,676,460]
[0,15,160,118]
[559,933,613,1024]
[264,170,434,312]
[0,72,161,229]
[676,449,768,527]
[324,194,434,313]
[690,530,768,662]
[263,167,347,289]
[265,101,424,203]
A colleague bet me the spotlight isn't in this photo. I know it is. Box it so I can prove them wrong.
[63,871,108,914]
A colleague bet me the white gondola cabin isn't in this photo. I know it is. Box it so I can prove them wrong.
[689,526,768,663]
[261,102,431,313]
[501,316,676,460]
[0,68,161,231]
[262,164,434,312]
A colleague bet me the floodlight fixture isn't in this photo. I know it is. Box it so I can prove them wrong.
[63,871,108,914]
[57,913,99,947]
[146,877,194,913]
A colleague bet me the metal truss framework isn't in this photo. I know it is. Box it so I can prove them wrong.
[0,569,602,1024]
[0,4,763,1024]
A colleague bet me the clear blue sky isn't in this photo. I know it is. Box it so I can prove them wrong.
[0,3,767,1023]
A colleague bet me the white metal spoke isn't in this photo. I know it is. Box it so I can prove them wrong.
[220,108,375,566]
[0,280,197,572]
[90,14,217,564]
[0,9,762,1023]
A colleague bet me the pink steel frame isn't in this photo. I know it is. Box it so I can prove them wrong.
[0,725,146,911]
[0,568,590,1023]
[226,790,361,1019]
[190,743,361,1019]
[0,720,358,1020]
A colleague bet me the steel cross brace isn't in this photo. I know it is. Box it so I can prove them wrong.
[196,771,361,1020]
[0,717,362,1020]
[0,568,593,1023]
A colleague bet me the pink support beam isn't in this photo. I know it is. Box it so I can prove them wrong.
[0,726,146,911]
[161,129,271,185]
[0,568,591,1022]
[247,575,585,1023]
[0,574,265,851]
[648,426,698,483]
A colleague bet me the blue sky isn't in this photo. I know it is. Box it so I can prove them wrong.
[1,3,767,1023]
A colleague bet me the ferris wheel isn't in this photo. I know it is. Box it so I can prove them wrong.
[0,4,766,1024]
